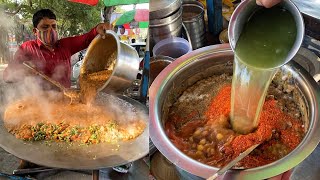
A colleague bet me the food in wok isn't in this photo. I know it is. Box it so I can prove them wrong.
[3,91,146,144]
[165,73,306,168]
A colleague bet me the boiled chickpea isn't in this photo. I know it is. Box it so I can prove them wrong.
[194,129,202,136]
[197,144,204,151]
[196,151,203,156]
[210,148,215,155]
[216,133,223,140]
[199,139,206,145]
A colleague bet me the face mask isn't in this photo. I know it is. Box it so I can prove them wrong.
[36,28,58,46]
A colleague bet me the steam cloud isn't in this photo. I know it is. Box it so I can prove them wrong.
[0,10,15,30]
[0,8,146,133]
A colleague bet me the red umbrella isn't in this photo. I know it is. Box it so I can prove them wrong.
[68,0,149,6]
[68,0,99,6]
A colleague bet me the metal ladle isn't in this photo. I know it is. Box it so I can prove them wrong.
[206,143,260,180]
[22,62,80,103]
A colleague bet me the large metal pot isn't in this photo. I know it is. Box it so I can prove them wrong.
[80,30,140,93]
[149,44,320,179]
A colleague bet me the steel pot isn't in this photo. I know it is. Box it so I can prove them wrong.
[150,7,183,50]
[150,56,175,86]
[182,1,206,50]
[149,44,320,179]
[150,0,182,20]
[80,30,140,93]
[149,8,183,34]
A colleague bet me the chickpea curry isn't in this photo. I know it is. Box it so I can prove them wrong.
[165,74,306,168]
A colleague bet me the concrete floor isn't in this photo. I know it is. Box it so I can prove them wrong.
[0,147,20,175]
[0,146,149,180]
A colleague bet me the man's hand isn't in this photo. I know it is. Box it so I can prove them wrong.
[256,0,282,8]
[96,23,113,39]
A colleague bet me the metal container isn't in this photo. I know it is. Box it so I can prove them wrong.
[182,1,206,50]
[0,93,149,169]
[80,30,140,93]
[228,0,304,68]
[150,0,182,20]
[149,44,320,179]
[150,7,183,50]
[150,56,175,85]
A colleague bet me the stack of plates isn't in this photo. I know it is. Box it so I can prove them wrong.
[149,0,183,51]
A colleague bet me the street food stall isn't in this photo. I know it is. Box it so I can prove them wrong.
[0,0,149,179]
[149,0,320,179]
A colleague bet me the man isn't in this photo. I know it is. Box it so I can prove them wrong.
[118,25,129,42]
[3,9,111,88]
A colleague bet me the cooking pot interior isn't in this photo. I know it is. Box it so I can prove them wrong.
[159,53,310,166]
[150,45,320,179]
[0,85,149,169]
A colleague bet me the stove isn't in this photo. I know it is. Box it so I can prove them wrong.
[294,36,320,83]
[0,146,149,180]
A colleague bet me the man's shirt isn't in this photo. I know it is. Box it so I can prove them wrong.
[4,27,98,88]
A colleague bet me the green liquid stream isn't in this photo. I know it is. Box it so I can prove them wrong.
[231,6,297,134]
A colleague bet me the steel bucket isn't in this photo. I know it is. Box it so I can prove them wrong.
[80,30,140,93]
[182,1,206,50]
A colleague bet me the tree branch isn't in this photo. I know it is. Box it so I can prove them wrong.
[28,0,33,7]
[4,6,22,16]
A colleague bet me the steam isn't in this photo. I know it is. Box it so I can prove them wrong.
[0,10,15,30]
[0,9,15,65]
[0,7,146,134]
[99,93,148,138]
[0,75,53,113]
[95,93,147,126]
[0,72,146,130]
[0,8,50,116]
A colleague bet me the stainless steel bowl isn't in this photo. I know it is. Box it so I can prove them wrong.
[228,0,304,68]
[149,44,320,179]
[80,30,140,93]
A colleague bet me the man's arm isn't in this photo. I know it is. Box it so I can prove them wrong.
[61,23,112,55]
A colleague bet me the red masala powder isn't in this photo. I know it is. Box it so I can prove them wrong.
[207,86,304,159]
[166,85,305,168]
